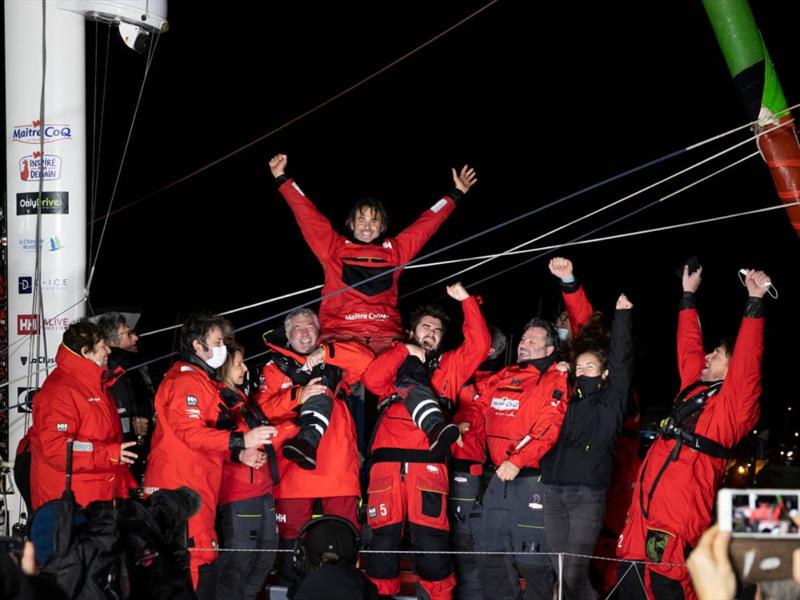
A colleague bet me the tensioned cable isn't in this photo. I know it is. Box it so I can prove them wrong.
[0,295,89,359]
[88,24,113,265]
[462,151,760,291]
[87,0,502,225]
[132,122,780,340]
[85,152,763,377]
[400,121,789,299]
[1,187,784,397]
[85,28,161,292]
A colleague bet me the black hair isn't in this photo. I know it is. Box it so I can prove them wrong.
[180,313,227,353]
[522,317,558,350]
[345,197,388,233]
[409,304,450,336]
[63,319,103,356]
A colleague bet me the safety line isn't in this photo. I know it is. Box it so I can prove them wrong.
[87,0,502,224]
[400,119,785,299]
[86,29,161,292]
[186,547,686,567]
[462,151,760,291]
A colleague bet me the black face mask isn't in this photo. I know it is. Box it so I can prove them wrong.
[576,375,603,397]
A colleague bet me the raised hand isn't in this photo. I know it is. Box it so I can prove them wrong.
[616,293,633,310]
[548,257,574,280]
[446,282,469,302]
[452,165,477,193]
[269,154,287,178]
[743,269,771,299]
[682,264,703,293]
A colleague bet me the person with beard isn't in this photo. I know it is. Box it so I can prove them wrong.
[144,314,276,594]
[540,293,634,600]
[475,318,569,600]
[615,266,771,600]
[252,307,373,588]
[360,282,490,600]
[267,153,477,354]
[96,312,155,484]
[29,319,138,510]
[449,324,506,600]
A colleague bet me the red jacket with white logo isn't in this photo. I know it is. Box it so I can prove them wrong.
[30,344,136,509]
[144,356,236,538]
[253,340,374,499]
[218,387,276,506]
[618,306,763,584]
[482,359,569,470]
[362,296,490,454]
[278,177,459,344]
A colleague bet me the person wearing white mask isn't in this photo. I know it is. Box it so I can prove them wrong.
[144,313,275,596]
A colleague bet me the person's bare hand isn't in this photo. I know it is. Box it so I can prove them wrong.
[687,525,736,600]
[21,541,37,575]
[299,377,329,404]
[556,361,571,374]
[616,293,633,310]
[744,269,771,299]
[496,460,520,481]
[548,257,574,280]
[404,344,427,363]
[452,165,477,193]
[304,347,325,370]
[446,282,469,302]
[269,154,287,178]
[683,264,703,293]
[244,425,277,448]
[119,441,138,465]
[240,448,267,469]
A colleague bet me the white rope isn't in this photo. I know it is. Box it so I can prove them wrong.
[187,547,686,567]
[137,284,324,338]
[406,122,787,296]
[134,132,774,339]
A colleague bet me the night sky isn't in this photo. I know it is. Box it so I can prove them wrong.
[6,2,800,449]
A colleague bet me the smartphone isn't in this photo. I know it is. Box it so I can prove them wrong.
[717,488,800,537]
[718,488,800,584]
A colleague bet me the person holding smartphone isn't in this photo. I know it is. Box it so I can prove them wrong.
[615,264,772,600]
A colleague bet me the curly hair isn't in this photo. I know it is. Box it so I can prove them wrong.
[409,304,450,337]
[562,311,611,369]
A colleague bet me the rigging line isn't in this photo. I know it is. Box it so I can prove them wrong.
[399,120,788,299]
[134,124,777,340]
[0,157,766,388]
[87,0,502,225]
[463,151,760,291]
[138,283,325,338]
[403,199,800,268]
[89,19,98,263]
[89,24,113,264]
[86,29,161,292]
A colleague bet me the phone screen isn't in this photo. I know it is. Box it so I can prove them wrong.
[730,491,800,535]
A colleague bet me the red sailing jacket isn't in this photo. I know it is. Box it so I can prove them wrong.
[618,307,763,584]
[30,344,136,509]
[254,340,374,499]
[144,357,233,543]
[452,369,495,469]
[362,296,490,453]
[482,360,569,470]
[278,177,459,343]
[218,387,276,506]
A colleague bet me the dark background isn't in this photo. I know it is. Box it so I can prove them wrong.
[5,2,800,453]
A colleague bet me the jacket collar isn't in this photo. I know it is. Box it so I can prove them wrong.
[55,344,105,388]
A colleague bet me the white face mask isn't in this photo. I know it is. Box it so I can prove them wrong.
[205,344,228,369]
[557,328,570,342]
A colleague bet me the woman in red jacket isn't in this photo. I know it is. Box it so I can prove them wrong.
[214,343,280,600]
[30,320,137,510]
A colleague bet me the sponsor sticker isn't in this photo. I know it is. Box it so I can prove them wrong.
[186,395,198,407]
[18,277,32,294]
[17,314,39,335]
[16,387,36,414]
[57,423,68,432]
[16,191,69,215]
[368,507,377,519]
[19,152,62,181]
[12,121,72,144]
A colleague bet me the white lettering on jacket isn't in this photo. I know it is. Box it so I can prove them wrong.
[491,397,520,411]
[344,312,390,321]
[430,198,448,213]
